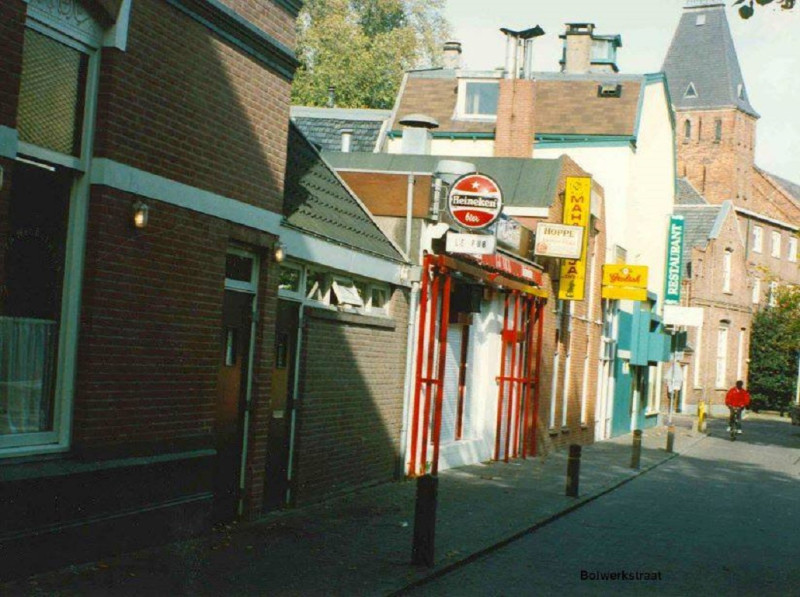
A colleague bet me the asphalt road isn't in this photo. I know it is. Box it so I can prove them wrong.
[408,413,800,597]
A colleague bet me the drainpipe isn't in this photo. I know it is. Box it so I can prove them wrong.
[406,174,414,255]
[238,291,259,516]
[400,280,420,476]
[285,302,305,505]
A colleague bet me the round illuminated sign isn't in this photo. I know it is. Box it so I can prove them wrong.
[447,173,503,230]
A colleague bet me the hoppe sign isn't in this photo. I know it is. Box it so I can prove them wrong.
[447,173,503,230]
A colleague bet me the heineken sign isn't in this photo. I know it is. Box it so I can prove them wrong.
[447,173,503,230]
[664,215,685,305]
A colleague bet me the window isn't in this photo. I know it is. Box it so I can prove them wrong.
[684,83,697,99]
[696,14,706,25]
[591,39,616,62]
[768,281,778,307]
[683,119,691,140]
[722,250,732,293]
[752,278,761,304]
[278,263,303,297]
[306,270,331,303]
[771,231,781,258]
[458,80,499,119]
[714,119,722,142]
[752,226,763,253]
[715,325,728,388]
[331,277,364,309]
[790,237,798,262]
[736,328,746,380]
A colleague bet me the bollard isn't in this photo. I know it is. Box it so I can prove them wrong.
[666,424,675,453]
[630,429,642,470]
[411,474,438,567]
[698,401,707,433]
[565,444,582,497]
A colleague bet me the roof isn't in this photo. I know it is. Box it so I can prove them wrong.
[290,106,391,153]
[675,177,708,205]
[283,123,405,263]
[761,170,800,204]
[662,2,758,117]
[389,70,646,139]
[674,202,732,267]
[321,151,564,209]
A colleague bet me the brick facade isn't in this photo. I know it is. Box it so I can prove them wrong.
[494,79,536,158]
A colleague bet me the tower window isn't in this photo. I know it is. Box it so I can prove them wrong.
[683,119,691,140]
[684,82,697,98]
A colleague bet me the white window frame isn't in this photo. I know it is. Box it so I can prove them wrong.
[277,262,304,300]
[224,247,259,293]
[715,325,728,389]
[753,226,763,253]
[771,230,781,258]
[768,281,778,307]
[722,250,732,293]
[752,278,761,304]
[736,328,745,381]
[366,284,391,315]
[789,236,797,263]
[456,79,500,121]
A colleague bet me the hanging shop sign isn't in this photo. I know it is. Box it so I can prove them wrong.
[558,177,591,301]
[446,232,497,255]
[480,253,543,286]
[447,173,503,230]
[534,222,584,259]
[601,264,649,301]
[664,215,685,305]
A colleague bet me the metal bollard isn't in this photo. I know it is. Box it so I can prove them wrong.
[630,429,642,470]
[565,444,581,497]
[666,424,675,453]
[411,474,438,567]
[698,401,707,432]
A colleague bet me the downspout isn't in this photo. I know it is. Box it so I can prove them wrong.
[406,174,414,255]
[399,280,420,477]
[285,302,305,504]
[238,289,259,516]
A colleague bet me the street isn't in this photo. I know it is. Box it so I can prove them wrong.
[408,414,800,596]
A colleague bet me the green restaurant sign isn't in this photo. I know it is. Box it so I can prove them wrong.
[664,215,685,305]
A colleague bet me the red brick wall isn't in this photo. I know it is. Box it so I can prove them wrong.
[94,0,291,213]
[219,0,297,49]
[495,79,536,158]
[0,1,24,129]
[292,289,410,504]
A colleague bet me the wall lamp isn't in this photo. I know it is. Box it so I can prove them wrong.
[273,241,287,263]
[132,199,149,229]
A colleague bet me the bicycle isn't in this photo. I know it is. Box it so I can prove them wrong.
[728,406,744,441]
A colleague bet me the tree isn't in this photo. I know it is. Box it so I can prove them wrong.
[292,0,451,109]
[735,0,796,19]
[748,285,800,413]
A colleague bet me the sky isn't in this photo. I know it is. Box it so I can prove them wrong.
[442,0,800,183]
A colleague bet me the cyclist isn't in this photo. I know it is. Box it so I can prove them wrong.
[725,380,751,434]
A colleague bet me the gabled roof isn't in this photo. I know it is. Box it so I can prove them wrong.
[388,70,647,139]
[290,106,391,153]
[676,177,708,205]
[662,2,758,117]
[321,151,564,209]
[283,123,405,263]
[674,201,735,267]
[759,169,800,205]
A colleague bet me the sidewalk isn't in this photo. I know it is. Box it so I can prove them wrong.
[3,420,706,596]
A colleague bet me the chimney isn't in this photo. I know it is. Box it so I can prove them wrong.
[495,26,543,158]
[339,128,353,152]
[442,41,462,70]
[398,114,438,155]
[560,23,594,74]
[327,85,336,108]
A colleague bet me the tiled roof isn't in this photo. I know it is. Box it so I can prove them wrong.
[674,203,724,267]
[283,123,405,262]
[762,170,800,204]
[290,106,391,152]
[676,177,708,205]
[390,70,644,138]
[321,151,564,209]
[662,3,758,117]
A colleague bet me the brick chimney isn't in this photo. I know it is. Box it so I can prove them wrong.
[561,23,594,74]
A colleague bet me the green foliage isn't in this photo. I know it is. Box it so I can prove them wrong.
[735,0,795,19]
[748,286,800,411]
[292,0,451,109]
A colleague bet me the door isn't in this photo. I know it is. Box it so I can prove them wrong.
[264,300,299,510]
[213,289,253,521]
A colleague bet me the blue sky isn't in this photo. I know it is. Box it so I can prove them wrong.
[442,0,800,183]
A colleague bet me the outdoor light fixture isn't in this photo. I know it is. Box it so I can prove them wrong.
[132,199,149,229]
[273,241,286,263]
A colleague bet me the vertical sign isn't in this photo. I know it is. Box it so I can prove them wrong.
[664,215,685,305]
[558,177,591,301]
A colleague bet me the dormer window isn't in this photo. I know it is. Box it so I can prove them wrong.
[684,82,698,98]
[696,14,706,26]
[737,83,745,100]
[457,80,499,119]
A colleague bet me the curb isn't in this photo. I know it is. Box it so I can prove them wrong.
[389,435,705,596]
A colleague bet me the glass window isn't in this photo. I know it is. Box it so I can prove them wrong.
[752,278,760,304]
[331,278,364,308]
[18,29,89,157]
[722,250,732,293]
[462,81,499,117]
[306,270,330,303]
[771,231,781,258]
[683,119,691,140]
[278,264,302,294]
[789,237,798,263]
[370,287,389,311]
[752,226,763,253]
[715,326,728,388]
[714,119,722,142]
[225,253,255,283]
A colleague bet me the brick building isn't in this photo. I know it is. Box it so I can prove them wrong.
[0,0,302,577]
[663,0,800,413]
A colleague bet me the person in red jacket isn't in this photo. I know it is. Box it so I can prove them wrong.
[725,380,751,434]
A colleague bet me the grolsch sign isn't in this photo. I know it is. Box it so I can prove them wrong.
[447,173,503,230]
[664,215,685,305]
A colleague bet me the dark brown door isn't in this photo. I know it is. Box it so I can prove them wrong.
[213,289,253,521]
[264,300,299,510]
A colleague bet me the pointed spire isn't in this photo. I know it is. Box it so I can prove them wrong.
[662,2,759,118]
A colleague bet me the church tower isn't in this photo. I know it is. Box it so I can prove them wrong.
[663,0,759,206]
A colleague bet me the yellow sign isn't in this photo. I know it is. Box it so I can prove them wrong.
[601,264,649,302]
[558,177,591,301]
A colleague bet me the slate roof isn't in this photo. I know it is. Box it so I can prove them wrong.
[283,123,405,262]
[321,151,564,209]
[389,70,645,138]
[662,2,758,117]
[675,177,708,205]
[290,107,390,153]
[762,170,800,204]
[674,202,729,268]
